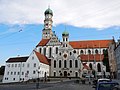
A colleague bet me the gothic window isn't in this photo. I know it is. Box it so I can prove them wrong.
[64,60,67,68]
[54,60,56,68]
[95,49,98,54]
[39,48,42,53]
[88,50,91,54]
[97,63,101,72]
[89,63,92,70]
[49,47,52,57]
[56,47,58,54]
[43,48,46,55]
[75,60,78,68]
[59,60,61,68]
[59,52,61,56]
[80,50,84,54]
[70,60,72,68]
[63,38,65,42]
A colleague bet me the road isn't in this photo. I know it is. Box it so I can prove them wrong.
[0,80,94,90]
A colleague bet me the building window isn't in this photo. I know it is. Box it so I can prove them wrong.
[66,38,68,41]
[75,60,78,68]
[97,63,101,72]
[34,63,36,67]
[22,72,24,75]
[70,60,72,68]
[15,64,17,67]
[54,60,56,68]
[32,56,34,60]
[73,50,76,53]
[49,47,52,57]
[12,64,14,67]
[18,72,20,75]
[95,49,98,54]
[59,60,61,68]
[14,72,16,75]
[11,72,13,75]
[43,48,46,55]
[88,50,91,54]
[39,48,42,53]
[69,52,72,56]
[64,60,67,68]
[7,64,10,67]
[56,47,58,54]
[7,72,9,75]
[33,70,36,74]
[27,71,29,74]
[75,72,78,77]
[59,52,61,56]
[63,38,65,42]
[18,64,20,67]
[54,72,56,77]
[80,50,84,54]
[89,63,92,70]
[22,64,24,67]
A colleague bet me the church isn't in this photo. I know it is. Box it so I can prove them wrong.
[3,8,114,83]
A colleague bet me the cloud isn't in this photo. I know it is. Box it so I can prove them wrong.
[0,0,120,28]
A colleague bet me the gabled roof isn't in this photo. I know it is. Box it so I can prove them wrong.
[35,51,50,65]
[6,56,29,63]
[80,54,104,62]
[37,39,50,46]
[69,40,113,49]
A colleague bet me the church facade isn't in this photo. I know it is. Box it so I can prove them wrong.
[3,8,114,83]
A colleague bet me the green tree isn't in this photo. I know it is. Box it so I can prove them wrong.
[0,66,5,75]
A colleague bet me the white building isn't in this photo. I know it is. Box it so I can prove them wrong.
[3,8,113,83]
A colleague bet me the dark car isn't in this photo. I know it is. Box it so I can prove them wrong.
[93,81,119,90]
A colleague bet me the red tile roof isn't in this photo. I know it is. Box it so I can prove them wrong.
[37,39,50,46]
[6,56,29,63]
[80,54,104,62]
[69,40,113,49]
[35,51,50,65]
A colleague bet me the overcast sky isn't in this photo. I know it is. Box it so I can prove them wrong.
[0,0,120,66]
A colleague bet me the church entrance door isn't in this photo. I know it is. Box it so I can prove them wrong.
[64,71,67,77]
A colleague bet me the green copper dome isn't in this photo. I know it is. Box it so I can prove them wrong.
[44,8,53,16]
[62,31,69,36]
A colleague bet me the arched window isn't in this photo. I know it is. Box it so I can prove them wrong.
[95,49,98,54]
[103,49,106,54]
[56,47,58,54]
[69,60,72,68]
[69,52,72,56]
[80,50,84,54]
[97,63,101,72]
[88,50,91,54]
[54,72,56,76]
[75,60,78,68]
[59,60,61,68]
[43,48,46,55]
[39,48,42,53]
[66,38,68,41]
[54,60,56,68]
[75,72,78,77]
[64,60,67,68]
[49,47,52,57]
[89,63,92,70]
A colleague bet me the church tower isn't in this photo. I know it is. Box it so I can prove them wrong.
[62,31,69,47]
[42,7,53,39]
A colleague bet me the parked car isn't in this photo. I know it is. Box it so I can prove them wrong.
[93,78,111,86]
[93,81,119,90]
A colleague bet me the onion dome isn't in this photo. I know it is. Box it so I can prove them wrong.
[44,8,53,16]
[62,31,69,36]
